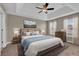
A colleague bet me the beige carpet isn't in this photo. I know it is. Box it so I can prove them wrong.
[0,49,1,56]
[1,44,18,56]
[1,42,79,56]
[58,45,79,56]
[43,42,71,56]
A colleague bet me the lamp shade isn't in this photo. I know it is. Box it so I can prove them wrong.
[41,30,45,34]
[13,28,20,37]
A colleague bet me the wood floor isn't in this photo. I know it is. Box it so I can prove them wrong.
[1,42,79,56]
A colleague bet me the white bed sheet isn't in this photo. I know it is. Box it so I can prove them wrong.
[22,35,64,56]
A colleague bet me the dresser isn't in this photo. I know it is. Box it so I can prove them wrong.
[55,31,66,42]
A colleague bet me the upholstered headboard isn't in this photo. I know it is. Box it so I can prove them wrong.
[21,28,41,35]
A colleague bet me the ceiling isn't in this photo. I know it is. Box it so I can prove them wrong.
[1,3,79,21]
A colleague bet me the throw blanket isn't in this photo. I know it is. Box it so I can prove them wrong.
[21,35,52,52]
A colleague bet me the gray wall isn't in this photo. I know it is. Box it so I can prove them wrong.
[74,15,79,45]
[6,14,47,42]
[56,18,64,31]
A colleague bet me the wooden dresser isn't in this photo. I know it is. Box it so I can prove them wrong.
[55,31,66,42]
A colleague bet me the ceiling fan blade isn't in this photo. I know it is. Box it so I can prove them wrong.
[47,8,54,10]
[36,7,43,9]
[45,3,49,7]
[38,10,42,13]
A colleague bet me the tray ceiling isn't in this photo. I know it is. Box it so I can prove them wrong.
[1,3,79,21]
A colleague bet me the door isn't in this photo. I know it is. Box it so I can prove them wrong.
[0,12,2,55]
[0,12,1,49]
[64,16,78,43]
[0,7,6,53]
[0,12,3,49]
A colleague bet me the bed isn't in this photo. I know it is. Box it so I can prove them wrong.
[18,28,64,56]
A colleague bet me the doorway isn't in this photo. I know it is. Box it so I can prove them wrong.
[0,8,6,51]
[0,12,3,50]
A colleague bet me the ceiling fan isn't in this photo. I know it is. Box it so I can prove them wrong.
[36,3,54,14]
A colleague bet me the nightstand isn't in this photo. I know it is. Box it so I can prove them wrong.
[12,35,21,44]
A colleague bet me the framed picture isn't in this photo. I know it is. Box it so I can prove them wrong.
[24,20,36,28]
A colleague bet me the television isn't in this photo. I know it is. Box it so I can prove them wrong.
[24,20,36,28]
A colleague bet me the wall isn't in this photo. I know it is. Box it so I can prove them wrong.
[47,13,79,45]
[55,18,64,31]
[6,14,47,43]
[74,15,79,45]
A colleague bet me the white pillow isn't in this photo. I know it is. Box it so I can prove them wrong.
[32,31,40,35]
[26,32,31,36]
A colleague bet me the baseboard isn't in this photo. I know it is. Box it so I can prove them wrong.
[3,42,12,48]
[6,42,11,46]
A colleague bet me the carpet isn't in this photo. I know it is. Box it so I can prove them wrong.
[1,42,70,56]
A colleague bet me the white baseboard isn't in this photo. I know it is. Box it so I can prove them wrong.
[3,42,11,48]
[6,42,11,46]
[0,42,11,55]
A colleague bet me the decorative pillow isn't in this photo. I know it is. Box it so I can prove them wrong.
[35,31,40,34]
[31,31,40,35]
[26,32,31,36]
[30,32,37,35]
[22,32,31,36]
[22,32,26,36]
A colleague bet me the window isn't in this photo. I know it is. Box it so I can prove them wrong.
[49,21,56,36]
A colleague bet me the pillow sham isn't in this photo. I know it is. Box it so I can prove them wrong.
[22,32,26,36]
[22,32,31,36]
[31,31,40,35]
[26,32,31,36]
